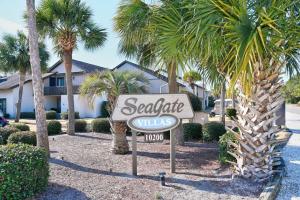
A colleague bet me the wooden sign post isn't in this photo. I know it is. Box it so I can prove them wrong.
[111,94,194,176]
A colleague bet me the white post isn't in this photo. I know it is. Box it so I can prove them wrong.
[170,128,176,173]
[132,130,137,176]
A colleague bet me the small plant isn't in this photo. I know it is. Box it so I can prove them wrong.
[202,122,226,141]
[7,131,37,146]
[183,123,202,141]
[46,110,57,119]
[182,91,202,111]
[47,120,62,135]
[0,144,49,200]
[9,123,30,131]
[61,111,80,119]
[219,131,237,164]
[226,108,237,119]
[92,119,110,133]
[163,130,170,140]
[20,112,35,119]
[208,96,215,107]
[100,101,110,117]
[75,120,87,132]
[0,126,19,144]
[3,113,10,119]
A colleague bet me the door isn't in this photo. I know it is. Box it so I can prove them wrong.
[0,98,7,115]
[57,96,61,113]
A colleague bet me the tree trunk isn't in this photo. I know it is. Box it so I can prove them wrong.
[63,50,75,135]
[167,61,184,146]
[111,121,129,154]
[26,0,49,155]
[228,63,284,181]
[220,82,226,124]
[15,70,26,122]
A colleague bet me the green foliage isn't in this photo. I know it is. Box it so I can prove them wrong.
[3,113,10,119]
[0,144,49,200]
[9,123,30,131]
[163,130,170,140]
[61,112,80,120]
[219,131,237,164]
[183,71,201,83]
[181,91,202,111]
[47,120,62,136]
[281,76,300,104]
[100,101,110,117]
[92,119,110,133]
[226,108,237,119]
[20,112,36,119]
[75,120,87,132]
[0,126,19,144]
[202,122,226,142]
[46,110,57,119]
[7,131,37,146]
[183,123,202,141]
[208,96,215,107]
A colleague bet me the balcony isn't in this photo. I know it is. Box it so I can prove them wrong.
[44,86,80,96]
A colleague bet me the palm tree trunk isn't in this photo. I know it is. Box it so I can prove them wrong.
[220,82,226,124]
[63,50,75,135]
[111,121,129,154]
[167,61,184,145]
[15,70,26,122]
[26,0,49,155]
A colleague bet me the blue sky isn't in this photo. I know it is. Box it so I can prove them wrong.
[0,0,129,69]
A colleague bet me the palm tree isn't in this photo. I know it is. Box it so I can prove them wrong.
[0,31,49,122]
[180,0,300,180]
[183,71,201,92]
[80,71,149,154]
[26,0,49,155]
[35,0,107,135]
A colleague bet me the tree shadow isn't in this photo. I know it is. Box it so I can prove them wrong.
[73,133,111,141]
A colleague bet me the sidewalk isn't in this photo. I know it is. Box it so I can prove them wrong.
[276,105,300,200]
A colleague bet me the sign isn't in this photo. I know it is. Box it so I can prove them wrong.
[112,94,194,133]
[144,132,164,143]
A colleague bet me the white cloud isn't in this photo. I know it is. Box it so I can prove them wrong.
[0,17,25,34]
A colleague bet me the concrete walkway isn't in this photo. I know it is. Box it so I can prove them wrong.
[277,104,300,200]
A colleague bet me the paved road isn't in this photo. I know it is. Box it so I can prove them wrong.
[277,104,300,200]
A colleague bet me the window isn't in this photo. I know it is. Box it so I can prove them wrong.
[56,77,65,87]
[0,98,6,114]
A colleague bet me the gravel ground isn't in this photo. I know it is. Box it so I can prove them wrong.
[35,132,263,200]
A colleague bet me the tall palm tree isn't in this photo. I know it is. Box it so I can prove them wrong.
[0,31,49,122]
[180,0,300,180]
[35,0,107,135]
[26,0,49,155]
[183,70,201,92]
[80,71,149,154]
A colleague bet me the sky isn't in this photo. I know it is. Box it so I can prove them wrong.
[0,0,129,69]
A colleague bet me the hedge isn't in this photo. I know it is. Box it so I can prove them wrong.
[7,131,37,146]
[226,108,237,119]
[219,131,237,164]
[183,123,202,141]
[9,123,30,131]
[0,144,49,200]
[182,91,202,111]
[92,119,110,133]
[61,112,80,120]
[20,112,35,119]
[100,101,110,117]
[202,122,226,141]
[0,127,19,144]
[46,111,57,119]
[75,120,87,132]
[47,120,62,136]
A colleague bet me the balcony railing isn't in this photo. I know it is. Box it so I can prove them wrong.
[44,86,80,96]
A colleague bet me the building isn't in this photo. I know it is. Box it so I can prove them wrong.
[0,59,209,118]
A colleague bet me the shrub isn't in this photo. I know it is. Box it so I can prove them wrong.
[3,113,10,119]
[163,131,170,140]
[46,110,57,119]
[7,131,37,146]
[100,101,110,117]
[202,122,226,141]
[0,126,19,144]
[219,131,237,164]
[61,111,80,119]
[92,119,110,133]
[208,96,215,107]
[184,91,202,111]
[183,123,202,141]
[226,108,237,119]
[20,112,35,119]
[10,123,30,131]
[47,120,62,135]
[0,144,49,200]
[75,120,87,132]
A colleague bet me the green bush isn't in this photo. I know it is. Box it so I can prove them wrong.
[100,101,110,117]
[226,108,237,119]
[75,120,87,132]
[208,96,215,107]
[163,130,170,140]
[183,123,202,141]
[181,91,202,111]
[219,131,237,164]
[3,113,10,119]
[7,131,37,146]
[20,112,35,119]
[61,112,80,119]
[0,144,49,200]
[0,127,19,144]
[202,122,226,141]
[46,110,57,119]
[47,120,62,135]
[10,123,30,131]
[92,119,110,133]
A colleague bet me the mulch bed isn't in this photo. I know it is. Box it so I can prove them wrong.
[35,132,264,200]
